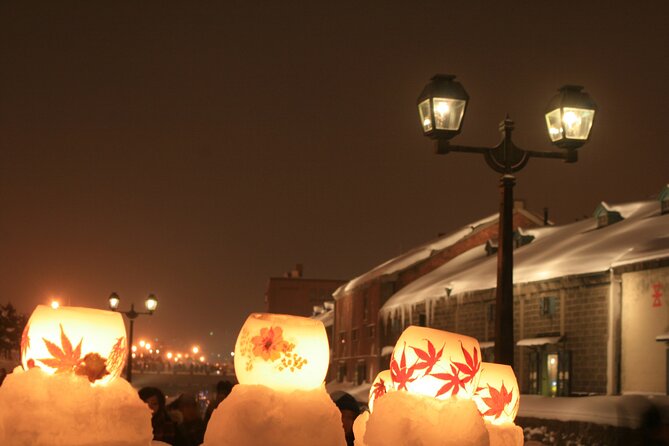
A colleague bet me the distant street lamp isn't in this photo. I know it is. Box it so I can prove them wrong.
[417,74,597,368]
[108,292,158,382]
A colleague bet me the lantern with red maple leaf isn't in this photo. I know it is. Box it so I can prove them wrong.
[389,326,482,399]
[21,305,128,385]
[473,362,520,425]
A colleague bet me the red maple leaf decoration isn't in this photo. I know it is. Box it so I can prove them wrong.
[432,364,464,397]
[411,339,444,375]
[390,343,416,391]
[21,322,31,353]
[481,382,514,419]
[452,342,480,384]
[37,324,84,373]
[105,336,127,376]
[372,378,388,400]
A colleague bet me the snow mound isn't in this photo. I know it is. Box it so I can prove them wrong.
[486,423,523,446]
[203,384,346,446]
[0,367,152,446]
[353,411,369,446]
[364,391,490,446]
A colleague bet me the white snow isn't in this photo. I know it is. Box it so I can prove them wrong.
[363,391,490,446]
[0,367,152,446]
[381,199,669,315]
[518,394,669,429]
[335,213,500,297]
[353,411,369,446]
[203,384,346,446]
[516,336,562,347]
[485,424,523,446]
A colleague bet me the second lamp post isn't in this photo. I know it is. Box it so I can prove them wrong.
[417,74,597,368]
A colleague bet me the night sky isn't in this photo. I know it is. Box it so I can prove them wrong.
[1,2,667,357]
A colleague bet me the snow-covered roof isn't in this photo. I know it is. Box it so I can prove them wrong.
[334,213,500,298]
[312,309,334,327]
[517,336,562,346]
[382,199,669,315]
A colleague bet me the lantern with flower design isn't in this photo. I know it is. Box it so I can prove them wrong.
[473,362,520,425]
[234,313,329,392]
[20,305,127,385]
[390,326,481,400]
[368,369,393,413]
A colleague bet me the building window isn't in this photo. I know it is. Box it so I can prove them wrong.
[487,303,496,322]
[338,332,346,345]
[418,313,427,327]
[367,325,375,338]
[356,361,368,385]
[351,328,358,342]
[540,296,557,317]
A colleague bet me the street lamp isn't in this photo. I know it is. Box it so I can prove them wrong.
[417,74,597,368]
[107,292,158,382]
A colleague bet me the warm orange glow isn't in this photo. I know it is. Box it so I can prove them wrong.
[139,340,146,348]
[234,313,329,392]
[131,345,138,353]
[21,305,127,385]
[145,342,151,350]
[166,352,173,359]
[390,326,481,400]
[473,362,520,425]
[192,346,200,354]
[50,300,60,310]
[199,356,205,363]
[368,370,393,412]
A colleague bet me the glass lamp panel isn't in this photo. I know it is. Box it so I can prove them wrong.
[418,99,433,132]
[234,313,329,392]
[545,109,563,142]
[473,362,520,425]
[433,98,466,131]
[21,305,127,385]
[145,296,158,312]
[368,369,393,412]
[390,326,481,400]
[562,107,595,140]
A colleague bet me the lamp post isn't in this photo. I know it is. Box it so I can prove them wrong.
[108,292,158,382]
[417,74,597,368]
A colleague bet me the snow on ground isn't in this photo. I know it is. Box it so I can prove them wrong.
[381,199,669,316]
[518,394,669,429]
[203,384,346,446]
[0,367,152,446]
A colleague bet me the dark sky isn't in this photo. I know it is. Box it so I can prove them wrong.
[1,2,667,357]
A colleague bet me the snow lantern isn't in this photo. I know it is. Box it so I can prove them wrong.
[390,326,481,400]
[234,313,329,392]
[473,362,520,425]
[368,369,393,412]
[20,305,127,385]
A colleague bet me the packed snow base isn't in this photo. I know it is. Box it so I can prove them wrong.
[363,391,490,446]
[0,367,152,446]
[203,384,346,446]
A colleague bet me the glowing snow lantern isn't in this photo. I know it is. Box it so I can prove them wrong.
[21,305,127,385]
[390,326,481,400]
[234,313,329,392]
[473,362,520,425]
[368,370,393,412]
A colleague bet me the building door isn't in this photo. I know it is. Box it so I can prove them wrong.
[356,361,367,385]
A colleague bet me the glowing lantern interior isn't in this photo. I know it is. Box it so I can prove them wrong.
[234,313,329,392]
[368,369,393,412]
[473,362,520,425]
[21,305,127,385]
[390,326,481,400]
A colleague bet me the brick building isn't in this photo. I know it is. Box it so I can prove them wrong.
[379,187,669,396]
[265,264,346,318]
[332,202,546,385]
